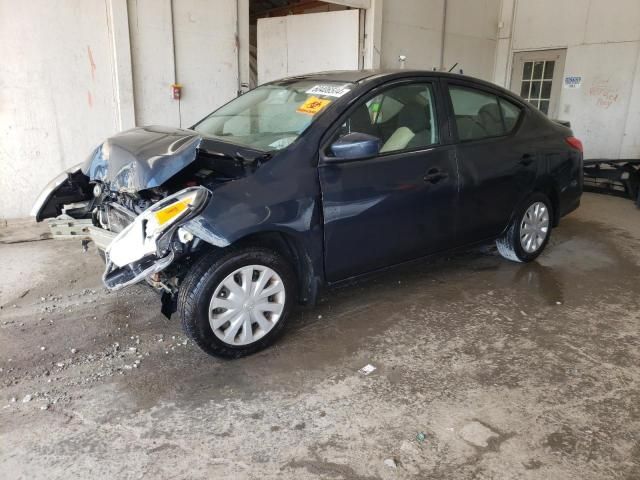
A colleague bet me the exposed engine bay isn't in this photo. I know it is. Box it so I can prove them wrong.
[93,152,247,233]
[32,126,269,315]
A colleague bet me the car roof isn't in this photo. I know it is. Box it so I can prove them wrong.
[272,69,520,102]
[273,70,382,83]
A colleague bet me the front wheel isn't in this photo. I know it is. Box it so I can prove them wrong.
[178,247,296,358]
[496,193,553,262]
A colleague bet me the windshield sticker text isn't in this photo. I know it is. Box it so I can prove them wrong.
[306,84,351,98]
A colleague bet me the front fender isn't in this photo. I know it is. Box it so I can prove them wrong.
[180,216,232,248]
[180,195,316,249]
[180,194,325,305]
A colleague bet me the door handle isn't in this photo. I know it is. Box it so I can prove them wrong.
[519,154,534,166]
[423,169,448,184]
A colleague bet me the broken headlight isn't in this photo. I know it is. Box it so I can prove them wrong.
[146,188,208,238]
[106,186,210,268]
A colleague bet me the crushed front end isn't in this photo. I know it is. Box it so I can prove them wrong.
[102,186,210,290]
[31,126,255,314]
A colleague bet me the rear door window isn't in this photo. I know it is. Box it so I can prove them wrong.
[449,86,506,141]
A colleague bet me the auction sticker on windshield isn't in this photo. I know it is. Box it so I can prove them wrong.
[297,96,332,115]
[306,84,351,98]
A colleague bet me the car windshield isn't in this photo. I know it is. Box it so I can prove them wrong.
[193,80,354,152]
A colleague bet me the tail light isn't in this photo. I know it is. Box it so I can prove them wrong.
[565,136,583,153]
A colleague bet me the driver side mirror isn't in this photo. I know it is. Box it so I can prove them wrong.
[329,132,381,160]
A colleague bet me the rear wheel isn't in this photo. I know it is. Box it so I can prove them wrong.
[496,193,552,262]
[178,247,296,358]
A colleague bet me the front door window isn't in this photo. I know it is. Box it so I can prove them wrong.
[332,83,439,154]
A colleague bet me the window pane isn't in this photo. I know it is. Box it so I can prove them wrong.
[533,61,544,79]
[543,61,555,80]
[336,83,439,154]
[520,81,531,98]
[530,81,542,99]
[368,95,403,124]
[539,100,550,115]
[499,98,522,132]
[366,95,384,124]
[449,86,505,141]
[541,81,552,99]
[523,62,533,80]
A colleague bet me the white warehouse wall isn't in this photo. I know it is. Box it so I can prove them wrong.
[128,0,239,128]
[0,0,124,219]
[380,0,501,81]
[172,0,239,126]
[380,0,445,70]
[443,0,501,80]
[128,0,180,126]
[1,0,242,219]
[501,0,640,159]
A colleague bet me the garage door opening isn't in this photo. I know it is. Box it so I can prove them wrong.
[250,1,363,86]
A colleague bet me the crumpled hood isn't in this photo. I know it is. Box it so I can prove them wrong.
[83,126,202,193]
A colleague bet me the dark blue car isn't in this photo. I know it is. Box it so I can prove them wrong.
[33,70,583,358]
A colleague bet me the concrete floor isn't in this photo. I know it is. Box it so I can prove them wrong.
[0,193,639,479]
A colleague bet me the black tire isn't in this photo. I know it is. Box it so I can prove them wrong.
[177,247,296,359]
[496,193,553,263]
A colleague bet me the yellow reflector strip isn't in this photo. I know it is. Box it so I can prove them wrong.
[154,197,191,226]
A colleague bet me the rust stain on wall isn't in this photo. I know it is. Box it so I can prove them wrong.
[87,45,96,81]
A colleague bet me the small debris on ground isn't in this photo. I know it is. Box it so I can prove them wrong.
[416,432,426,443]
[459,421,499,448]
[22,394,32,403]
[383,458,398,469]
[358,364,377,375]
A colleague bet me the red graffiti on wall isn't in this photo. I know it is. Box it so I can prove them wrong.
[589,82,619,109]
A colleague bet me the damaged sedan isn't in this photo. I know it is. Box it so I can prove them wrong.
[33,70,583,358]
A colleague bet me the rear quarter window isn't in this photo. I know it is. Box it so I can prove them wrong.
[498,97,523,132]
